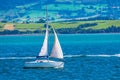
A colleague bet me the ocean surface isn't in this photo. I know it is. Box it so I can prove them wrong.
[0,34,120,80]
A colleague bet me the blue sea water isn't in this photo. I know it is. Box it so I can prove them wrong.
[0,34,120,80]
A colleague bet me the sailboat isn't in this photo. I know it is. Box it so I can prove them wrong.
[24,6,64,68]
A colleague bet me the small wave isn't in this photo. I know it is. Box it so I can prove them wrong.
[64,55,83,58]
[0,57,35,60]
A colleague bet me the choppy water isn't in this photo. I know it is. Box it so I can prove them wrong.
[0,34,120,80]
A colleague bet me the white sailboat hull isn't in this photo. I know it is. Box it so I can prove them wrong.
[24,60,64,68]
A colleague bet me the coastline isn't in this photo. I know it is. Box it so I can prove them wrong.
[1,32,120,36]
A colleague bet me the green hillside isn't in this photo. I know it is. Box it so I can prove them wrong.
[0,20,120,32]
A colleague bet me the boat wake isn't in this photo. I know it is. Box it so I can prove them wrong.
[0,57,35,60]
[64,54,120,58]
[0,54,120,60]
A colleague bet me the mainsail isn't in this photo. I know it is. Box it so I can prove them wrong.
[50,28,63,59]
[38,26,48,57]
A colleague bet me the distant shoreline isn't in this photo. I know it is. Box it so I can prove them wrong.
[1,33,120,36]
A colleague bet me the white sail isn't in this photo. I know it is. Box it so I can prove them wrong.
[50,28,63,59]
[38,27,48,57]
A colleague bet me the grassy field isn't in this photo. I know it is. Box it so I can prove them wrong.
[16,23,44,31]
[42,4,107,11]
[51,20,120,30]
[0,20,120,32]
[85,20,120,29]
[26,4,107,18]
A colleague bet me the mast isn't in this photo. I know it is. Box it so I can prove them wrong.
[45,4,49,57]
[37,5,49,58]
[46,5,48,28]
